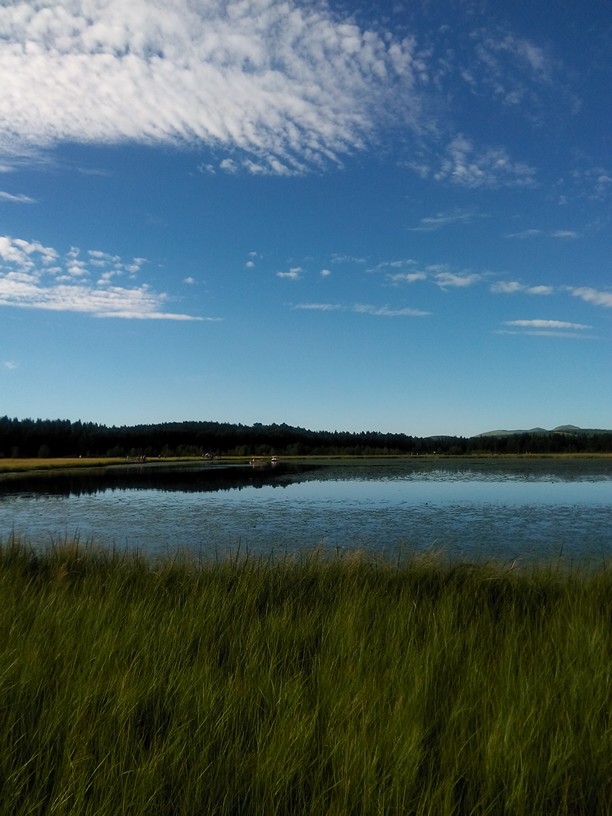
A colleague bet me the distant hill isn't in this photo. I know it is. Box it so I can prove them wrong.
[1,416,611,457]
[475,425,611,438]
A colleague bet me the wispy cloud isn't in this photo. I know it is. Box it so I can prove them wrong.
[0,191,36,204]
[0,235,205,320]
[567,287,612,309]
[277,267,303,281]
[0,0,424,174]
[500,319,593,339]
[2,360,18,370]
[352,304,430,317]
[383,263,482,289]
[368,259,417,273]
[331,254,368,265]
[505,228,580,239]
[432,135,537,189]
[551,230,580,239]
[387,272,427,284]
[293,302,429,318]
[491,281,554,296]
[552,165,612,205]
[492,281,612,314]
[293,303,342,312]
[472,31,555,105]
[408,209,484,232]
[434,271,482,289]
[505,320,590,330]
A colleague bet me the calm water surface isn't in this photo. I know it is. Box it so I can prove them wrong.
[1,459,610,563]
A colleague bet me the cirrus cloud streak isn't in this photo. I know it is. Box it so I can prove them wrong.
[504,319,590,330]
[293,302,430,317]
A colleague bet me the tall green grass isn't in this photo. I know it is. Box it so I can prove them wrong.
[0,539,609,815]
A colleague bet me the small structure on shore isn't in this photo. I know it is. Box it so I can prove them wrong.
[250,456,280,469]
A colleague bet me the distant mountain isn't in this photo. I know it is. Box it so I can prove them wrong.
[476,427,547,437]
[475,425,611,438]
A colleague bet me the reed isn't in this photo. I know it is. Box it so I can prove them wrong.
[0,538,609,815]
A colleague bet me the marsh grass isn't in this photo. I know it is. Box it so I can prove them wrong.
[0,538,609,815]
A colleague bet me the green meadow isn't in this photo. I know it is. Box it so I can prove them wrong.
[0,540,609,815]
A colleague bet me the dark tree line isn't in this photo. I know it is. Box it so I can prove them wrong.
[1,416,611,459]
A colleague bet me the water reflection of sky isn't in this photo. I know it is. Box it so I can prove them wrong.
[261,477,612,506]
[1,462,610,564]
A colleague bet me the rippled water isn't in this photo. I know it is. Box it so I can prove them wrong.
[1,459,611,563]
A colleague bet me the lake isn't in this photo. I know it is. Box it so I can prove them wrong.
[1,458,611,564]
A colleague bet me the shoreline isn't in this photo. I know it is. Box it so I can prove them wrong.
[1,450,611,477]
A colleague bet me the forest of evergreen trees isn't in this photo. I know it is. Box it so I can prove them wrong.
[1,416,611,458]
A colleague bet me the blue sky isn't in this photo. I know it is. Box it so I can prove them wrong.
[0,0,610,437]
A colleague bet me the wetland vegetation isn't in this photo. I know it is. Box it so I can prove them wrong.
[0,539,609,815]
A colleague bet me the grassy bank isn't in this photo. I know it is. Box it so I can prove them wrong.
[0,457,126,474]
[0,541,609,815]
[1,452,611,475]
[0,456,208,475]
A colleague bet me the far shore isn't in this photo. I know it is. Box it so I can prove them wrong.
[1,451,611,477]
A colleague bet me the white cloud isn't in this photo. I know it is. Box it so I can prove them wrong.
[506,229,543,239]
[277,267,302,280]
[369,258,417,273]
[387,272,427,283]
[352,304,430,317]
[2,360,18,370]
[0,0,423,173]
[550,230,579,239]
[320,268,332,277]
[434,271,481,288]
[500,318,594,339]
[0,191,36,204]
[219,159,239,175]
[198,163,216,175]
[475,32,552,82]
[0,235,204,320]
[491,281,554,295]
[0,236,58,266]
[432,135,537,188]
[559,166,612,203]
[331,254,368,265]
[380,261,483,289]
[505,319,590,330]
[505,228,579,239]
[293,302,429,317]
[467,28,561,118]
[526,285,554,296]
[245,260,255,269]
[408,209,483,232]
[293,303,341,312]
[491,280,524,294]
[568,287,612,309]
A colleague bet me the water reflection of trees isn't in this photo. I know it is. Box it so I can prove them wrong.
[0,463,319,498]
